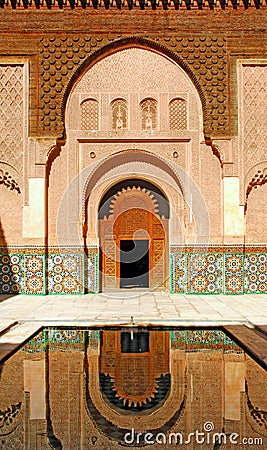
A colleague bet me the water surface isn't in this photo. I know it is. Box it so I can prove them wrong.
[0,328,266,449]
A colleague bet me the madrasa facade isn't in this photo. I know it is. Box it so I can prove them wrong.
[0,3,266,296]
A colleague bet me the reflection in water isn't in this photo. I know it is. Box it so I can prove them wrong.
[99,330,170,412]
[0,329,266,449]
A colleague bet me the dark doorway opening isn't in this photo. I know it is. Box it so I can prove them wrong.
[121,332,149,353]
[120,240,149,288]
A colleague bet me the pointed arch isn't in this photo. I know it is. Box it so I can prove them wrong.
[61,36,207,138]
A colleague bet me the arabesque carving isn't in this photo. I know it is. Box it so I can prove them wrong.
[39,35,118,134]
[0,65,24,173]
[39,36,228,136]
[241,64,267,171]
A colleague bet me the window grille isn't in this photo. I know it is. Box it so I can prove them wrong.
[81,99,99,130]
[169,98,187,130]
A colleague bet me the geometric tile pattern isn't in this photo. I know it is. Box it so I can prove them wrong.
[171,251,266,295]
[23,329,241,354]
[0,254,24,294]
[22,329,99,353]
[223,332,244,354]
[51,329,82,341]
[224,253,243,295]
[170,330,241,353]
[0,249,99,295]
[87,329,101,349]
[171,253,187,293]
[48,254,84,294]
[48,329,84,350]
[188,253,223,294]
[0,249,266,295]
[24,255,45,295]
[87,254,98,294]
[22,330,47,353]
[244,253,267,294]
[0,254,46,295]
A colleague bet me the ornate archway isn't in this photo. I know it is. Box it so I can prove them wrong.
[98,180,169,291]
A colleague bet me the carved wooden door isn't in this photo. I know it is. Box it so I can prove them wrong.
[99,187,168,290]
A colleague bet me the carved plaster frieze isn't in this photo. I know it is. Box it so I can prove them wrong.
[39,35,228,137]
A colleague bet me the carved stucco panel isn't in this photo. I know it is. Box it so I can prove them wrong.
[0,64,25,175]
[39,35,228,136]
[241,64,267,169]
[238,61,267,202]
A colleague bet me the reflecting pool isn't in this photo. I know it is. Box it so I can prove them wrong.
[0,328,266,449]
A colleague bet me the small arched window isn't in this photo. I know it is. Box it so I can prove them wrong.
[169,98,187,130]
[140,98,157,131]
[111,98,128,131]
[81,99,99,130]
